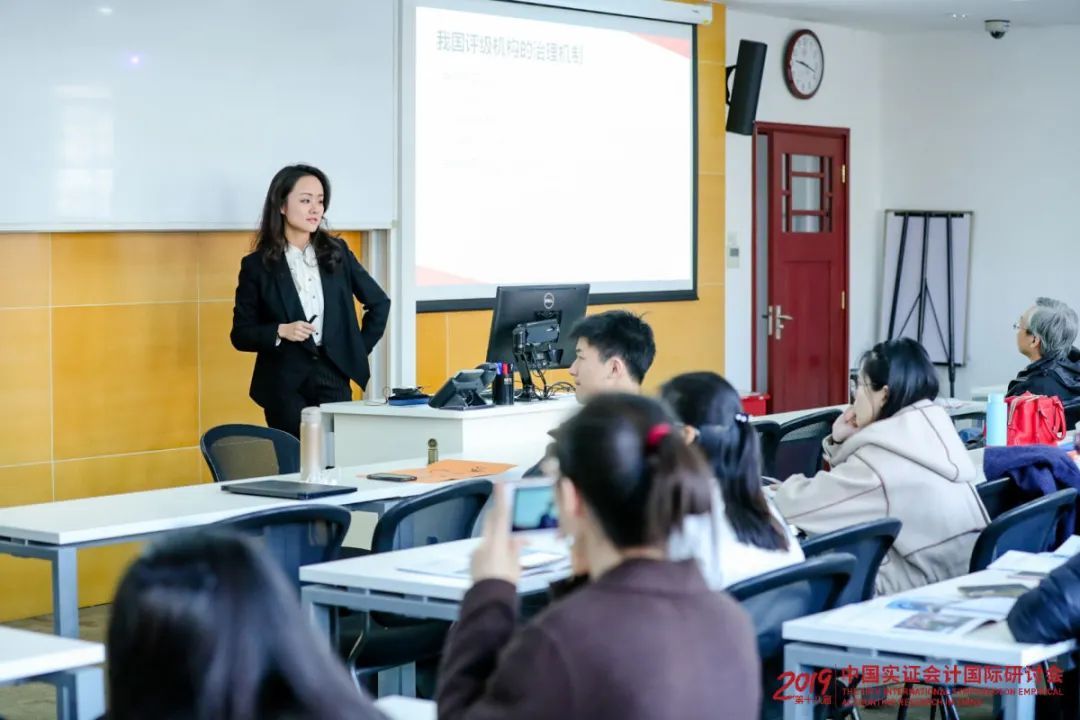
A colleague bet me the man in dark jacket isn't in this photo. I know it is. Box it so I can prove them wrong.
[1009,298,1080,406]
[1007,555,1080,719]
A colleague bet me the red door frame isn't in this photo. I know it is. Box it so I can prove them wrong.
[751,122,850,410]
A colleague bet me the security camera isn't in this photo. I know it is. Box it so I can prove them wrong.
[985,19,1010,39]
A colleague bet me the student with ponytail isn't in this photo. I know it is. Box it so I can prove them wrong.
[661,372,804,588]
[436,393,761,720]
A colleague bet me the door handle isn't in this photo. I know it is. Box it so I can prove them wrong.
[761,305,774,338]
[775,305,794,341]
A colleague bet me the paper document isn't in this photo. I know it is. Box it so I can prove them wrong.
[368,460,516,484]
[1053,535,1080,558]
[988,550,1067,575]
[398,548,569,580]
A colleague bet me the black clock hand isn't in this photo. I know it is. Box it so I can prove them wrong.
[796,60,816,71]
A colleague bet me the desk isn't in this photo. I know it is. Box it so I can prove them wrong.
[0,626,105,720]
[757,400,986,427]
[0,457,522,640]
[781,568,1076,720]
[300,531,570,696]
[375,696,437,720]
[321,396,579,467]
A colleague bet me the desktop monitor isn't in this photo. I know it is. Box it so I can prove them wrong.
[486,284,589,400]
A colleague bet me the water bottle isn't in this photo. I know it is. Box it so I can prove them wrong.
[299,407,324,482]
[986,393,1007,447]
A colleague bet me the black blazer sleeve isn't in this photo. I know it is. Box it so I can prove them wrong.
[1007,554,1080,644]
[343,246,391,353]
[230,255,278,353]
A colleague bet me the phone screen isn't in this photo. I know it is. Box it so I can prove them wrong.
[512,485,558,532]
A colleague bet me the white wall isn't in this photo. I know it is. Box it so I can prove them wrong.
[880,27,1080,398]
[724,10,884,393]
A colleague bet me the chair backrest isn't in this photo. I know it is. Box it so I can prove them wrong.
[200,424,300,483]
[774,409,842,480]
[727,553,855,663]
[969,488,1078,572]
[753,421,782,479]
[1064,400,1080,431]
[976,477,1029,521]
[799,518,902,605]
[221,504,351,590]
[371,480,494,553]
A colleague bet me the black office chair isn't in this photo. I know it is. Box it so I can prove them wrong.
[220,504,351,592]
[969,488,1078,572]
[345,480,494,694]
[1064,400,1080,433]
[800,518,902,606]
[774,409,843,480]
[728,554,856,720]
[754,421,783,478]
[200,423,300,482]
[975,477,1029,521]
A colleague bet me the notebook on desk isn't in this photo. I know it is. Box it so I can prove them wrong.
[221,480,357,500]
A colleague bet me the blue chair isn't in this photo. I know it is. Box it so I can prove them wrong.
[344,480,494,693]
[753,421,782,479]
[800,518,902,606]
[774,409,842,480]
[200,423,300,482]
[219,504,351,592]
[975,477,1028,520]
[728,554,856,720]
[969,488,1078,572]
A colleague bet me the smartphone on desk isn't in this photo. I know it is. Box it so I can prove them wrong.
[367,472,418,482]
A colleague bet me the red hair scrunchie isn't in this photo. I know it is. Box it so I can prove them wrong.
[645,423,672,451]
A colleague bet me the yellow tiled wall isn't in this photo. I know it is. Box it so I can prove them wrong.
[416,8,727,394]
[0,230,364,621]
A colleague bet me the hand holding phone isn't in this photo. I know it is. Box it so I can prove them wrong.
[367,472,418,482]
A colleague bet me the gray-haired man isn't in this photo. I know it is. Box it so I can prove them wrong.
[1009,297,1080,402]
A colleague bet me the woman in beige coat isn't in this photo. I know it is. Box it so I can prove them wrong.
[773,338,989,595]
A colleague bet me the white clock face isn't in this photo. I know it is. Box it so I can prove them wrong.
[789,33,823,96]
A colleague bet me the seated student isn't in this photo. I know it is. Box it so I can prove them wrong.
[661,371,804,588]
[1006,555,1080,717]
[437,393,761,720]
[566,309,655,401]
[1009,297,1080,404]
[107,531,380,720]
[772,338,988,595]
[522,309,655,477]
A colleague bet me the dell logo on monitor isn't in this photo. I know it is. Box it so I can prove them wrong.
[543,292,555,310]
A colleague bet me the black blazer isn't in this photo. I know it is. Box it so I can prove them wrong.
[230,240,391,409]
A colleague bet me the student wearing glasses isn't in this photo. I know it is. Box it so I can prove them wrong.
[772,338,988,595]
[1009,297,1080,404]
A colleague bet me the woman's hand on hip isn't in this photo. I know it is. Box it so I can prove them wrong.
[277,321,316,342]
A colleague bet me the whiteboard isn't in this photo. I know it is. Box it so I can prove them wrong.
[879,211,973,366]
[0,0,396,230]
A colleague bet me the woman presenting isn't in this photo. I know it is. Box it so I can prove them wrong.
[231,164,390,437]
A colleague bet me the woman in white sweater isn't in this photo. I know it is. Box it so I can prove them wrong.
[772,339,989,595]
[661,372,803,588]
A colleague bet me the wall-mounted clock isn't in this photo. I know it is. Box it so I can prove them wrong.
[784,29,824,99]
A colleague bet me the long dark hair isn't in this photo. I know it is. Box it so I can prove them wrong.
[860,338,939,420]
[254,164,343,271]
[107,531,379,720]
[660,372,789,552]
[553,393,713,548]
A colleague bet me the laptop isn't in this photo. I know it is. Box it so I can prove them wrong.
[221,480,357,500]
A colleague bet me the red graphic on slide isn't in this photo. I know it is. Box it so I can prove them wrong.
[636,33,691,58]
[417,266,483,286]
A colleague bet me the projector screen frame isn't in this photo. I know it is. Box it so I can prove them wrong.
[404,0,701,313]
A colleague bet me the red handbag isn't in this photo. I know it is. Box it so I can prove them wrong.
[1006,392,1067,446]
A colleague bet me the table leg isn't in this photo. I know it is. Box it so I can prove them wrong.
[57,666,105,720]
[783,644,816,720]
[1000,679,1036,720]
[52,547,80,637]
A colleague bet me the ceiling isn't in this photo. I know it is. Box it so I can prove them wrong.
[722,0,1080,32]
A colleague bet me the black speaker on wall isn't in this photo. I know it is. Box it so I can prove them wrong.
[726,40,767,136]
